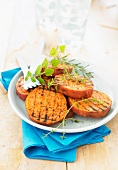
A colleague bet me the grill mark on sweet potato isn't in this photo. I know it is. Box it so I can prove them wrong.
[37,115,40,120]
[44,114,48,122]
[87,101,104,112]
[54,74,94,99]
[78,102,90,111]
[103,103,109,108]
[68,90,112,118]
[88,105,98,112]
[78,92,111,112]
[54,75,93,89]
[32,112,35,117]
[104,101,111,105]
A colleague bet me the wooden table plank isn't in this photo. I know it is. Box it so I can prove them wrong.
[67,115,118,170]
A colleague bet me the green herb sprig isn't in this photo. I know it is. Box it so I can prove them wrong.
[62,56,94,79]
[25,44,93,86]
[50,45,93,79]
[42,96,104,139]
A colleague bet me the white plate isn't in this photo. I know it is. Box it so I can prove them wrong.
[8,64,118,133]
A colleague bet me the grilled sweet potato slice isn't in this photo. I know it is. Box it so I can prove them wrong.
[25,86,67,126]
[68,90,112,118]
[54,74,94,99]
[42,64,73,77]
[16,76,30,101]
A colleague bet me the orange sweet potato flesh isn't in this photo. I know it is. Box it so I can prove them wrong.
[68,90,112,118]
[42,64,73,77]
[54,74,94,99]
[16,76,29,101]
[25,87,68,126]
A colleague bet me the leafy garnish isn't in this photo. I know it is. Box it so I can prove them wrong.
[27,70,32,77]
[37,77,45,84]
[47,78,55,89]
[44,68,54,76]
[59,45,66,53]
[60,132,66,139]
[50,58,60,68]
[31,76,36,82]
[42,58,48,68]
[50,47,58,57]
[25,70,36,82]
[25,76,29,81]
[35,65,42,76]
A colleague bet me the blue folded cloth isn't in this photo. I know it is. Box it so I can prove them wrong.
[0,68,111,162]
[0,67,21,91]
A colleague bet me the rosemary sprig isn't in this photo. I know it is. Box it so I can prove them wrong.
[42,117,81,139]
[42,99,82,139]
[42,96,104,139]
[49,45,93,79]
[64,57,94,79]
[72,97,104,106]
[42,119,67,139]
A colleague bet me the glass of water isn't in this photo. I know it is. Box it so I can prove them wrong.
[34,0,91,57]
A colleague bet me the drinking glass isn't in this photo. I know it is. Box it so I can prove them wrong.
[34,0,91,57]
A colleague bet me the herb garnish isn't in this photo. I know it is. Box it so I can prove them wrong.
[25,44,93,86]
[42,97,104,139]
[25,57,60,84]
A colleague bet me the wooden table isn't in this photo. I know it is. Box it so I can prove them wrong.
[0,1,118,170]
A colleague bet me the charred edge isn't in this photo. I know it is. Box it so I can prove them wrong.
[37,114,40,120]
[32,112,35,117]
[44,114,48,122]
[41,85,45,90]
[104,101,111,105]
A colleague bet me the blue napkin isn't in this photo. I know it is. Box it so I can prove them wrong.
[0,67,21,91]
[0,68,111,162]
